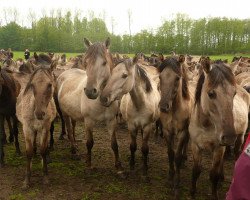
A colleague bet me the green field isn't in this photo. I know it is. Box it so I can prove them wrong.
[12,51,250,63]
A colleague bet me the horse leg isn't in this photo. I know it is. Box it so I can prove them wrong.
[6,116,14,143]
[129,127,137,170]
[33,133,37,155]
[40,130,50,185]
[0,115,5,167]
[234,134,244,159]
[2,116,7,145]
[54,94,66,140]
[174,131,189,199]
[106,118,123,173]
[85,118,95,168]
[190,142,202,198]
[12,115,21,155]
[64,115,77,154]
[181,131,189,165]
[164,128,175,185]
[141,124,151,179]
[209,146,225,200]
[72,119,76,141]
[23,127,35,189]
[49,121,55,151]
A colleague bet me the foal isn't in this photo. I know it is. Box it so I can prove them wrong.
[13,62,56,188]
[100,58,160,178]
[158,55,193,199]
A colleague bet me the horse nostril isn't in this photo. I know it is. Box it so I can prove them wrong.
[84,88,86,92]
[42,112,45,117]
[93,88,97,94]
[103,97,108,103]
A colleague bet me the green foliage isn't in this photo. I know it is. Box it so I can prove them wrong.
[0,11,250,55]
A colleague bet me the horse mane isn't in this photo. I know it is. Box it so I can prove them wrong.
[115,59,152,93]
[0,68,16,91]
[24,67,52,94]
[158,57,190,100]
[136,65,152,93]
[195,63,236,104]
[36,53,52,65]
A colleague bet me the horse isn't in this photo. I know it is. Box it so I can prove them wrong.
[189,58,249,199]
[0,68,20,167]
[158,55,193,199]
[100,58,160,179]
[13,61,57,188]
[56,38,124,174]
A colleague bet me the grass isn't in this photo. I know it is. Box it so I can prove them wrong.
[12,51,250,63]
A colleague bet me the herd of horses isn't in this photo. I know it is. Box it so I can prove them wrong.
[1,38,250,200]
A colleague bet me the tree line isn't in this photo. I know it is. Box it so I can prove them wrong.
[0,11,249,55]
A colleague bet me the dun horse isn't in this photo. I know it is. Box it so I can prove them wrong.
[100,58,160,178]
[189,58,249,199]
[158,55,192,199]
[57,38,124,174]
[13,61,56,188]
[0,68,20,167]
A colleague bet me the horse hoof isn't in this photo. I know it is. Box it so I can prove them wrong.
[43,177,49,185]
[49,146,54,151]
[117,170,128,179]
[8,136,14,143]
[16,149,22,156]
[22,182,30,190]
[0,162,4,168]
[71,154,81,161]
[141,175,150,183]
[58,134,65,140]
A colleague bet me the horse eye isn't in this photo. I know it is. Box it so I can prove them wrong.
[103,61,107,66]
[175,77,180,81]
[208,90,216,99]
[122,73,128,79]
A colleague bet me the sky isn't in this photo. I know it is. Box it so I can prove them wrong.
[0,0,249,35]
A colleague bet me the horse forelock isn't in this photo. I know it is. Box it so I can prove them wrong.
[84,42,113,68]
[24,67,53,94]
[195,63,236,105]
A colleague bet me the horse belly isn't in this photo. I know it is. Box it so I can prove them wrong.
[233,96,248,135]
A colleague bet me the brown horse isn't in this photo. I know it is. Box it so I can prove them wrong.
[0,68,20,167]
[188,58,242,199]
[158,55,193,199]
[100,58,160,178]
[57,38,124,174]
[13,62,57,188]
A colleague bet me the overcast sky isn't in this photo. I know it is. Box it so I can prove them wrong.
[0,0,249,35]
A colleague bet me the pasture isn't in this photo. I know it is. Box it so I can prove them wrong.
[1,48,249,200]
[1,120,234,200]
[11,51,250,63]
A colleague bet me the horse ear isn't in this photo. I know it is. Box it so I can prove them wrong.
[105,37,110,49]
[133,55,139,64]
[34,52,38,61]
[50,60,57,71]
[84,38,92,48]
[178,55,185,63]
[201,58,211,73]
[19,62,34,74]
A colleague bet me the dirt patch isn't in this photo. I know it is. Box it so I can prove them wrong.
[0,121,234,200]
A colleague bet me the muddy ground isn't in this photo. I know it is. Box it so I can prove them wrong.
[0,121,234,200]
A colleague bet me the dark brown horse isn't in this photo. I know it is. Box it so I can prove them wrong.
[0,68,20,167]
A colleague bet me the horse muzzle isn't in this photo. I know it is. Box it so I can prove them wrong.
[34,111,46,120]
[159,102,172,113]
[84,87,99,99]
[100,95,112,107]
[219,134,237,146]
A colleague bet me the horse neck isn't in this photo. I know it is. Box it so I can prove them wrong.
[174,77,188,111]
[129,69,147,110]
